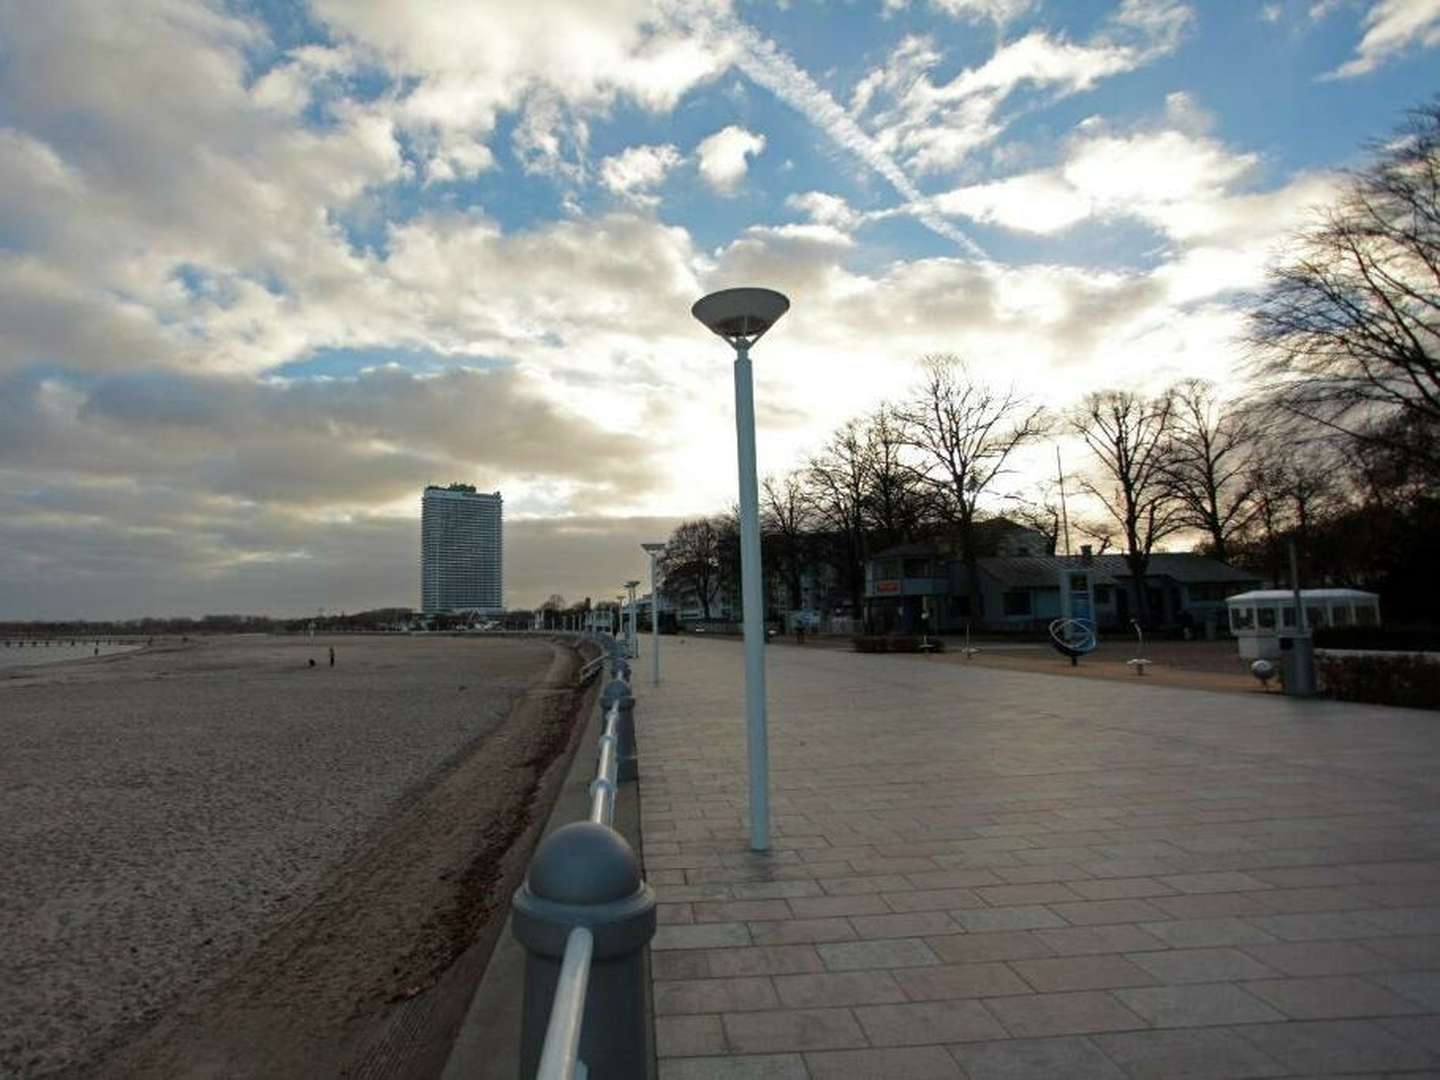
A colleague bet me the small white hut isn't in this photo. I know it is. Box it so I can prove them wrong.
[1226,588,1381,659]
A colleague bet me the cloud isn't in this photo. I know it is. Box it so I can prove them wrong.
[696,125,767,193]
[599,143,684,204]
[1323,0,1440,77]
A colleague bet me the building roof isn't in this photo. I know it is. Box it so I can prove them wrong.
[1228,588,1379,604]
[980,555,1120,587]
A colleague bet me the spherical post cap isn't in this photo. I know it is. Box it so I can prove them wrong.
[528,821,641,905]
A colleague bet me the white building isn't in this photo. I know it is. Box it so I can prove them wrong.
[420,484,503,614]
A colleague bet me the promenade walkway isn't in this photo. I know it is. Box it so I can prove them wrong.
[637,638,1440,1079]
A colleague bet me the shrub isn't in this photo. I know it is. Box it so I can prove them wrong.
[1315,652,1440,710]
[1314,625,1440,652]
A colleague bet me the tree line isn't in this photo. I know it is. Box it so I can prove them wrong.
[659,100,1440,627]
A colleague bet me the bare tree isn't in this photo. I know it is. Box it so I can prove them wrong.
[1071,389,1184,625]
[1005,478,1067,555]
[659,518,724,621]
[861,407,931,550]
[896,354,1048,615]
[762,472,816,617]
[805,421,870,620]
[1163,379,1257,561]
[1249,100,1440,487]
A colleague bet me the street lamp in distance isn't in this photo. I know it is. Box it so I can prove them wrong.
[642,542,665,686]
[691,286,790,853]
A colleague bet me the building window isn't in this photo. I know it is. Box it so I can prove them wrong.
[1258,607,1276,629]
[1002,590,1031,616]
[1231,607,1254,630]
[1094,585,1112,604]
[903,557,930,578]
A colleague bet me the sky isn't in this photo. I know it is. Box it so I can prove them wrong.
[1,0,1438,619]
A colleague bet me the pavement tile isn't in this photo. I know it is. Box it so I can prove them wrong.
[855,999,1009,1045]
[1361,934,1440,967]
[706,946,826,978]
[659,1053,809,1079]
[975,883,1083,906]
[1034,923,1170,956]
[657,923,753,950]
[1365,971,1440,1010]
[1011,955,1157,992]
[849,911,958,939]
[883,888,986,913]
[992,863,1092,884]
[1359,906,1440,935]
[984,990,1147,1037]
[1159,872,1274,894]
[804,1046,963,1079]
[817,937,940,971]
[657,1014,728,1057]
[927,930,1056,963]
[748,918,855,946]
[729,881,826,900]
[772,970,908,1008]
[1151,893,1273,919]
[1051,899,1170,926]
[1241,941,1397,977]
[721,1008,868,1054]
[1091,1027,1286,1079]
[894,962,1033,1001]
[694,900,794,923]
[1138,917,1278,948]
[1250,866,1364,888]
[955,906,1067,932]
[786,894,891,919]
[906,869,1006,890]
[656,977,780,1016]
[948,1035,1126,1079]
[1125,946,1279,984]
[819,874,912,895]
[1376,1014,1440,1054]
[655,950,716,981]
[1231,1018,1437,1073]
[1067,877,1179,901]
[1114,984,1285,1027]
[1248,911,1392,941]
[1242,975,1427,1019]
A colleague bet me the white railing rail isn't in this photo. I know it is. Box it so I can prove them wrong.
[534,926,594,1080]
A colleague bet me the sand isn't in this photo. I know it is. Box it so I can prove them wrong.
[0,633,594,1079]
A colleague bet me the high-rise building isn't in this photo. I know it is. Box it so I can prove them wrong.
[420,484,503,614]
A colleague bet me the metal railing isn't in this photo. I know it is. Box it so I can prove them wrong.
[512,634,654,1080]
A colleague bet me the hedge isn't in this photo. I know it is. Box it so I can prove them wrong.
[1314,625,1440,652]
[1315,652,1440,710]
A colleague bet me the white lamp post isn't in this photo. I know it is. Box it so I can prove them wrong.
[692,286,790,853]
[642,543,665,685]
[624,580,640,659]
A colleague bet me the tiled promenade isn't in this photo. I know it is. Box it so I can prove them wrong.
[637,638,1440,1079]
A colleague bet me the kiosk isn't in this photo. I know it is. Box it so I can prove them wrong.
[1226,588,1380,660]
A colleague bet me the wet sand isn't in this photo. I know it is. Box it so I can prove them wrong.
[0,634,594,1079]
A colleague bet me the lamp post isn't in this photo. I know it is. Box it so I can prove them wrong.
[642,543,665,686]
[624,580,640,659]
[692,286,790,853]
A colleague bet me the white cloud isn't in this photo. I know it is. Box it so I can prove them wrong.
[785,191,865,231]
[696,125,767,194]
[1324,0,1440,77]
[599,143,684,204]
[929,0,1039,23]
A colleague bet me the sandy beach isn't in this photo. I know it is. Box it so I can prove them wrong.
[0,633,594,1079]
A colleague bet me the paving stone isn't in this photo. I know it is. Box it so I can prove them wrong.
[1138,917,1278,948]
[927,930,1056,963]
[729,880,826,900]
[883,887,985,913]
[1030,923,1168,956]
[721,1008,868,1054]
[948,1035,1126,1079]
[1250,866,1364,888]
[1232,1018,1437,1073]
[786,894,891,919]
[849,911,958,939]
[1114,984,1285,1027]
[1248,911,1392,941]
[1241,941,1397,977]
[772,970,907,1008]
[1359,906,1440,935]
[656,977,780,1016]
[694,900,795,923]
[975,882,1084,906]
[705,945,826,978]
[906,869,1006,890]
[659,1053,809,1079]
[819,874,913,895]
[748,918,856,946]
[804,1045,963,1078]
[992,863,1092,884]
[657,923,753,950]
[1125,946,1279,984]
[984,991,1148,1037]
[855,999,1009,1046]
[1376,1014,1440,1054]
[1051,899,1170,926]
[955,906,1067,932]
[1151,893,1273,919]
[1363,971,1440,1010]
[1011,955,1157,992]
[657,1014,728,1057]
[1091,1027,1285,1079]
[1067,877,1178,901]
[655,950,716,981]
[1361,933,1440,967]
[894,962,1033,1001]
[1159,872,1274,894]
[1241,975,1425,1020]
[817,937,940,971]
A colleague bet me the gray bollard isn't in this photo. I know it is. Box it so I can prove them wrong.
[512,822,656,1079]
[600,679,638,782]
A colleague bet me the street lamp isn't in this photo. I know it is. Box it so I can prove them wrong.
[692,286,790,853]
[642,543,665,685]
[624,580,641,659]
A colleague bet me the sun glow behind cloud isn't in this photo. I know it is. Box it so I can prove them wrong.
[0,0,1435,616]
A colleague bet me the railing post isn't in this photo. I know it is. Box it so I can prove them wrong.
[600,680,638,782]
[512,822,656,1079]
